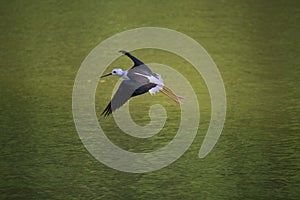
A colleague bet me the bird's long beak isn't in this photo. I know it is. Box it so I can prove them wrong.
[100,73,112,78]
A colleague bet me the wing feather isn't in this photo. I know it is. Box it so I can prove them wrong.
[119,50,145,69]
[101,80,143,116]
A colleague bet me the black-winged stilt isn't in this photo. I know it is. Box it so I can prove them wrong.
[100,50,184,116]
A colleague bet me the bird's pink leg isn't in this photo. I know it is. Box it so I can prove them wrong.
[163,86,185,99]
[160,90,182,104]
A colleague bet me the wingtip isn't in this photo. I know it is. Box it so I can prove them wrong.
[100,110,112,117]
[100,102,113,117]
[119,50,128,54]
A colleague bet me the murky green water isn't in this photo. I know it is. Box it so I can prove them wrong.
[1,0,299,199]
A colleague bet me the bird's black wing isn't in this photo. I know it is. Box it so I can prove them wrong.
[101,80,145,116]
[119,50,144,68]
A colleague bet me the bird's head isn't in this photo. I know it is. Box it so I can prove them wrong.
[111,68,124,76]
[100,68,124,78]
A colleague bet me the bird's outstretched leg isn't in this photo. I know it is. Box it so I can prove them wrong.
[163,86,185,99]
[160,90,183,105]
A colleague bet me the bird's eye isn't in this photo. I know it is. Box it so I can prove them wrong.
[113,71,116,73]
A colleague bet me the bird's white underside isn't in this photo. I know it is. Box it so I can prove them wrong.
[149,85,164,95]
[133,72,164,95]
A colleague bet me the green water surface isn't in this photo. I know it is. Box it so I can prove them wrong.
[1,0,299,199]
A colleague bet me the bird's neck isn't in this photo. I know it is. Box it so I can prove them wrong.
[120,70,129,79]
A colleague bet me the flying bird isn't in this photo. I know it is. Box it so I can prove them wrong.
[100,50,184,116]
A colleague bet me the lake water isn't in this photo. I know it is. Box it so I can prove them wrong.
[1,0,299,199]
